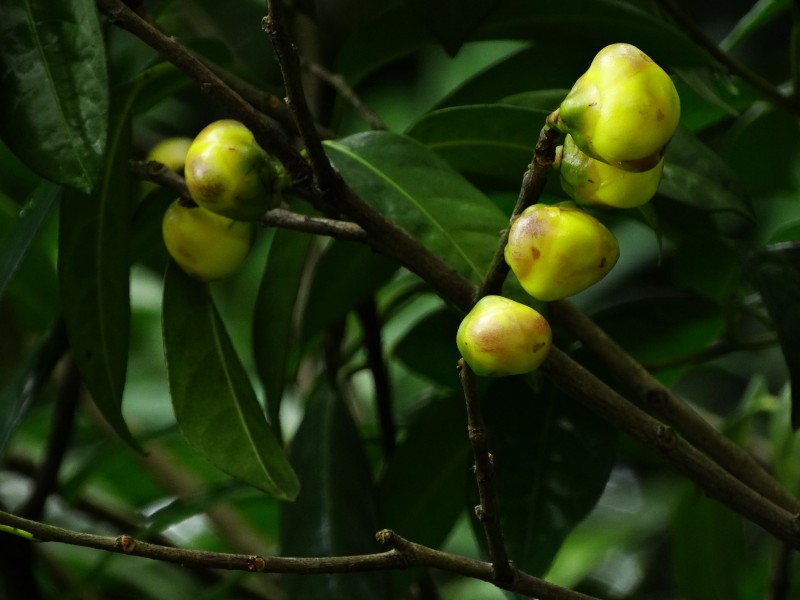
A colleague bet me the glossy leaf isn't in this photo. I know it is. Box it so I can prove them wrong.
[253,228,314,429]
[302,240,398,341]
[401,0,500,55]
[0,183,59,301]
[670,231,741,304]
[720,0,791,51]
[58,92,139,451]
[741,245,800,428]
[393,308,463,390]
[472,377,616,576]
[406,105,550,188]
[660,127,753,218]
[281,386,389,600]
[0,0,108,192]
[324,132,507,282]
[162,262,300,500]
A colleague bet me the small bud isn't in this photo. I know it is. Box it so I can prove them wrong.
[457,296,552,377]
[559,134,664,209]
[556,43,680,172]
[504,204,620,301]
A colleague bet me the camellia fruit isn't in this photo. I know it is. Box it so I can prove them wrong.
[555,43,680,172]
[162,199,255,282]
[504,204,620,301]
[146,137,193,173]
[184,119,289,221]
[558,134,664,209]
[457,295,552,377]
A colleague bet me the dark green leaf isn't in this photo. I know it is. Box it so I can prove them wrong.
[58,91,139,451]
[0,182,59,301]
[406,105,550,188]
[163,261,300,500]
[281,386,389,600]
[0,0,108,192]
[741,245,800,428]
[400,0,500,55]
[670,232,741,304]
[720,0,791,51]
[499,90,568,112]
[302,240,398,341]
[324,132,507,282]
[394,308,463,389]
[660,127,753,218]
[472,377,616,576]
[253,228,314,429]
[0,321,67,456]
[672,487,746,600]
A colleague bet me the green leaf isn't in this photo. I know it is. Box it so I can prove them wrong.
[324,132,507,282]
[0,0,108,192]
[281,386,389,600]
[672,487,747,600]
[302,240,399,341]
[406,105,550,188]
[472,377,616,576]
[393,308,463,390]
[499,90,568,112]
[720,0,791,51]
[162,261,300,500]
[380,393,470,595]
[253,228,314,429]
[660,127,753,218]
[0,182,59,301]
[0,321,67,456]
[670,231,741,304]
[400,0,500,55]
[58,90,139,451]
[741,245,800,428]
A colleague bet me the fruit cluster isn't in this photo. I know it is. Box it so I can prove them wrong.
[155,120,289,282]
[458,43,679,377]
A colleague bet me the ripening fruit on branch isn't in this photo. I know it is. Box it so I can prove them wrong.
[554,43,680,172]
[185,119,290,221]
[146,137,193,173]
[162,199,255,282]
[457,295,552,377]
[557,134,664,209]
[504,204,620,301]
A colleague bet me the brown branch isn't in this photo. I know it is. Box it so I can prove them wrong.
[550,299,800,514]
[262,209,367,241]
[300,58,387,131]
[458,362,514,584]
[130,160,192,200]
[0,511,600,600]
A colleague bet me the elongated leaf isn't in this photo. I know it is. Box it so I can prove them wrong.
[720,0,791,51]
[406,105,550,188]
[471,377,616,576]
[324,132,507,283]
[281,386,389,600]
[163,261,300,500]
[302,240,398,341]
[0,0,108,192]
[741,245,800,428]
[253,228,314,429]
[660,127,752,218]
[401,0,500,55]
[0,321,67,456]
[58,90,139,451]
[0,182,59,301]
[394,308,463,389]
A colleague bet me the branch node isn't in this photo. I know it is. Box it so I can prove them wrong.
[475,505,486,521]
[247,555,267,572]
[656,424,677,449]
[115,534,136,553]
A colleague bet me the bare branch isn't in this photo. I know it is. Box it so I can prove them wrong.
[262,209,367,241]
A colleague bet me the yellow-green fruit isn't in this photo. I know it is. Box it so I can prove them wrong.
[504,205,620,301]
[558,134,664,209]
[457,296,552,377]
[185,119,288,221]
[146,137,193,173]
[162,199,255,282]
[557,43,680,172]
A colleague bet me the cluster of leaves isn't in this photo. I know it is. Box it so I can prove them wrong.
[1,0,799,599]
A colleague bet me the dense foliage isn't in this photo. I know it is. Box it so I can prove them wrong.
[1,1,799,599]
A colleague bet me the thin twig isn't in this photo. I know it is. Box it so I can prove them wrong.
[643,332,778,371]
[656,0,800,116]
[458,361,514,584]
[262,209,367,241]
[549,299,800,514]
[300,58,387,131]
[130,160,192,200]
[0,511,600,600]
